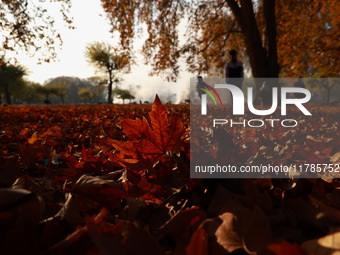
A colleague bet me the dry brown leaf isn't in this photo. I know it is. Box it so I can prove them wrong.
[301,227,340,255]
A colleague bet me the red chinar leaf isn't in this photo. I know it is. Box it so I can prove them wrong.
[111,95,184,161]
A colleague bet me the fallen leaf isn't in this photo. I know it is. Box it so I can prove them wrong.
[111,95,185,162]
[301,227,340,255]
[268,241,308,255]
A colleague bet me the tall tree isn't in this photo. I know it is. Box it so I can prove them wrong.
[86,76,107,102]
[100,0,338,82]
[20,82,43,104]
[35,85,56,104]
[85,42,130,104]
[276,0,340,77]
[0,0,73,63]
[78,87,98,103]
[114,88,135,104]
[100,0,278,81]
[46,76,81,104]
[45,80,68,104]
[0,58,26,104]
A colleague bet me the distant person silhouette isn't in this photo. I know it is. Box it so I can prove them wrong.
[196,76,209,99]
[226,50,244,105]
[226,50,244,90]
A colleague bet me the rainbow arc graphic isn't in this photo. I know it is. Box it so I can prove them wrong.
[199,83,223,106]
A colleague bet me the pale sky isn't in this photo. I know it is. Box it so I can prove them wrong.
[14,0,192,103]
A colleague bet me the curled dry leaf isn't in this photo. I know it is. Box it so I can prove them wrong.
[301,227,340,255]
[215,212,244,253]
[72,174,128,201]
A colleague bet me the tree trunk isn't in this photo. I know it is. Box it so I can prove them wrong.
[227,0,280,78]
[4,85,11,104]
[108,69,113,104]
[263,0,279,78]
[226,0,279,105]
[227,0,268,77]
[241,0,270,78]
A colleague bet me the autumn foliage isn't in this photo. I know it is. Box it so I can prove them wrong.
[1,97,340,254]
[100,0,339,80]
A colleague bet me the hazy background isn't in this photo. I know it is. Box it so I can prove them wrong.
[6,0,193,103]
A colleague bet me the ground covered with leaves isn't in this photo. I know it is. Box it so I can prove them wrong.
[1,97,340,255]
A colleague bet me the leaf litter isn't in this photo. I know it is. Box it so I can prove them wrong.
[0,97,340,254]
